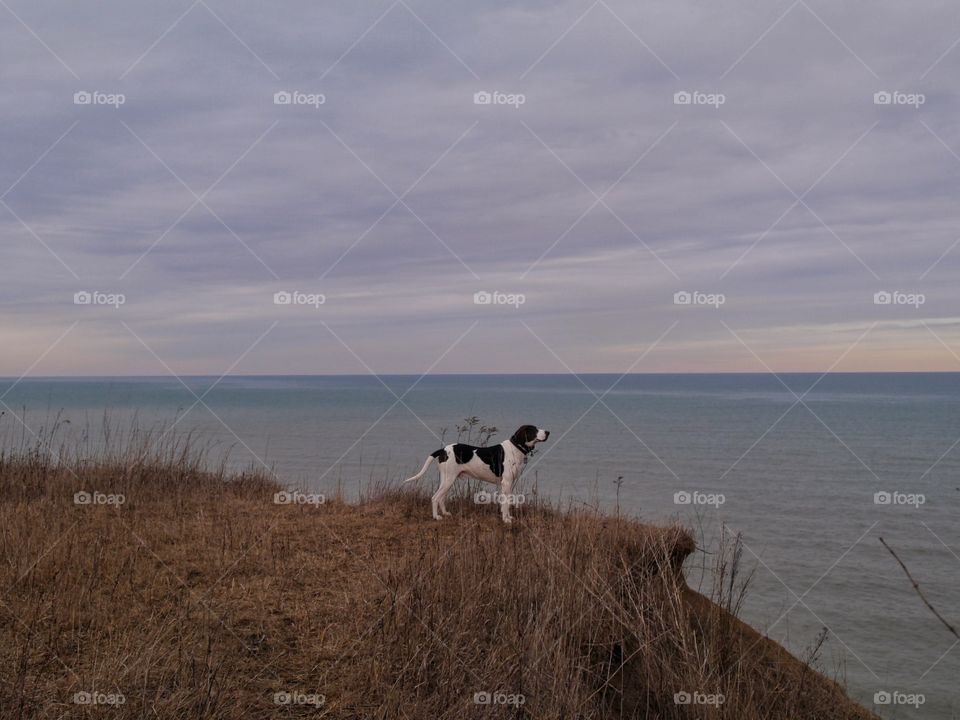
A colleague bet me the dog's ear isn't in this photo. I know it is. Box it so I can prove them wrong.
[511,425,536,446]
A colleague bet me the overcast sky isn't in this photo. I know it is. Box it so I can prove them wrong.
[3,0,960,375]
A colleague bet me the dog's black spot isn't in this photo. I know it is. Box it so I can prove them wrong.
[475,445,505,477]
[451,443,505,477]
[431,448,448,463]
[452,444,474,464]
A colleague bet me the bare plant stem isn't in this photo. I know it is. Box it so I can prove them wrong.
[879,537,959,639]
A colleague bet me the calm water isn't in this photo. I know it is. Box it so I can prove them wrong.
[2,373,958,718]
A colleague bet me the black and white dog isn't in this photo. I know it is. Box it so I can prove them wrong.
[403,425,550,523]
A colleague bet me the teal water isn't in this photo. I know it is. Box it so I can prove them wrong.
[2,373,957,718]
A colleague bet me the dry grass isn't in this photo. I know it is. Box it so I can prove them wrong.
[0,427,877,719]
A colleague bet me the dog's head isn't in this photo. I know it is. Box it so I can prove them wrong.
[510,425,550,450]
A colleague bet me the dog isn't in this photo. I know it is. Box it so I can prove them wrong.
[403,425,549,523]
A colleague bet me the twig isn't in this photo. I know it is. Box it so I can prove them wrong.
[879,537,959,639]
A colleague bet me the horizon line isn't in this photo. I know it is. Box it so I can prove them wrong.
[3,371,960,380]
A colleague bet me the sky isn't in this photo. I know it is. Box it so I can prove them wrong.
[3,0,960,375]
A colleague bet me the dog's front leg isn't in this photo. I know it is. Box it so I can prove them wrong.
[499,473,515,524]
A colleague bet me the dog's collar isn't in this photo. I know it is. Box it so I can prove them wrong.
[510,439,532,455]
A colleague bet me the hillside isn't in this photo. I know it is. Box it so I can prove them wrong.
[0,438,879,719]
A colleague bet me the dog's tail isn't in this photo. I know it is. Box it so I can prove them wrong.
[403,448,447,483]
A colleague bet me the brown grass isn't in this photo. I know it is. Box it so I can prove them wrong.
[0,428,878,719]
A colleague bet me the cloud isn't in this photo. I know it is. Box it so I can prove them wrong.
[2,0,960,374]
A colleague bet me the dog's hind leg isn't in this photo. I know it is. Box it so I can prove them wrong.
[431,465,456,520]
[438,473,457,517]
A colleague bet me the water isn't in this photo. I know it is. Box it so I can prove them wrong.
[2,373,957,718]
